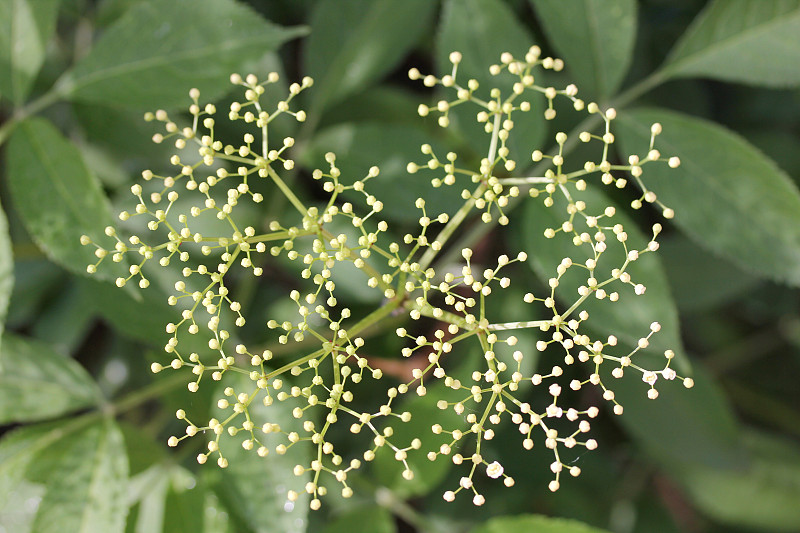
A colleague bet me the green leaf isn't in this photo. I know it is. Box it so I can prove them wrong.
[472,514,611,533]
[127,464,205,533]
[318,86,423,129]
[521,183,687,370]
[0,421,67,533]
[615,108,800,286]
[34,419,129,533]
[678,430,800,531]
[322,506,396,533]
[201,489,233,533]
[283,213,384,304]
[437,0,545,160]
[126,467,170,533]
[519,181,747,469]
[79,142,135,189]
[210,374,309,533]
[301,122,463,223]
[373,384,465,498]
[0,418,129,533]
[661,0,800,87]
[58,0,306,110]
[0,0,61,104]
[5,259,64,330]
[0,203,12,354]
[6,117,125,282]
[30,281,95,354]
[162,469,205,533]
[531,0,637,100]
[660,234,760,313]
[73,102,172,161]
[94,0,140,28]
[119,421,166,477]
[304,0,438,116]
[610,363,747,470]
[745,129,800,184]
[79,276,171,345]
[0,333,101,424]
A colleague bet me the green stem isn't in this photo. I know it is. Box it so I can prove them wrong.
[612,69,669,109]
[408,299,474,331]
[0,88,62,146]
[374,487,450,533]
[418,188,481,271]
[318,227,393,293]
[419,112,502,271]
[265,295,404,379]
[560,291,591,321]
[487,319,551,331]
[267,165,308,216]
[248,228,315,243]
[30,372,186,442]
[109,371,187,416]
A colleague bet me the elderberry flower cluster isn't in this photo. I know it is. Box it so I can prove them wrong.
[83,47,692,510]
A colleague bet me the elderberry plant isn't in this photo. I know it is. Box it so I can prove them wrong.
[83,47,693,510]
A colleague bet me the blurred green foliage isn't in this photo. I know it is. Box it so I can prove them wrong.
[1,0,800,532]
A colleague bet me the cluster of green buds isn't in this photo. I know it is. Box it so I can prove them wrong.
[82,47,691,510]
